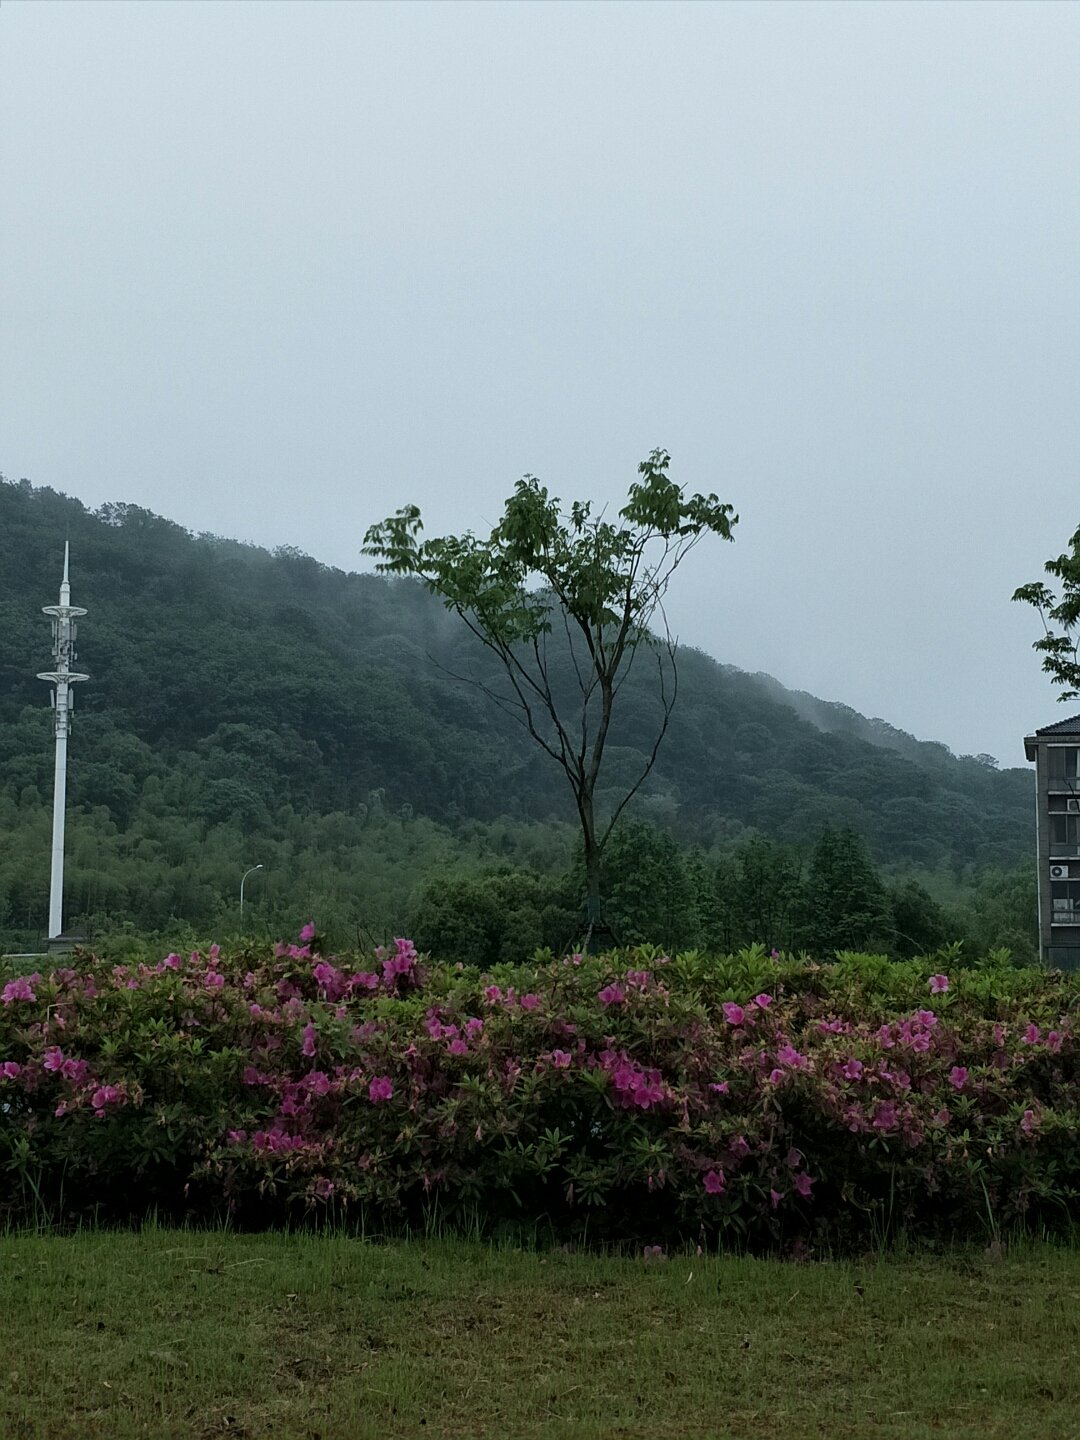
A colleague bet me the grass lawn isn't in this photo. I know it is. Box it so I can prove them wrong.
[2,1229,1079,1439]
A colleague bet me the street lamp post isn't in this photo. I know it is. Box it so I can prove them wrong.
[240,864,263,927]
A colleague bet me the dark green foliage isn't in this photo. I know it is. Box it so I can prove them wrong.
[410,867,580,967]
[800,827,894,957]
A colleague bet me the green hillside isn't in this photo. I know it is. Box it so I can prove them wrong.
[0,474,1034,948]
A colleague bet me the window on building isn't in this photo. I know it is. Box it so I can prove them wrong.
[1048,746,1080,784]
[1051,880,1080,922]
[1049,814,1080,855]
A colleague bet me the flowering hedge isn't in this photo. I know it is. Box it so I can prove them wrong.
[2,933,1080,1250]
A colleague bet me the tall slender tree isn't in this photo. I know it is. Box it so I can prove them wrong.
[363,450,737,942]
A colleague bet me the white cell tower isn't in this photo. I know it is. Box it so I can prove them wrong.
[37,544,89,939]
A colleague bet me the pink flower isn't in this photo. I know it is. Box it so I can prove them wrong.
[226,1129,247,1145]
[767,1067,785,1086]
[722,1002,745,1026]
[299,922,316,942]
[448,1037,469,1056]
[929,974,949,995]
[1047,1030,1063,1053]
[1,1061,22,1079]
[932,1107,951,1126]
[2,975,37,1005]
[520,993,541,1012]
[793,1171,815,1198]
[90,1084,123,1112]
[1022,1023,1041,1046]
[752,994,773,1010]
[551,1050,572,1069]
[465,1017,484,1040]
[483,985,503,1005]
[873,1100,899,1131]
[948,1065,969,1091]
[306,1070,331,1097]
[1020,1108,1039,1135]
[703,1169,726,1195]
[708,1081,730,1094]
[598,984,625,1007]
[770,1188,783,1210]
[302,1022,318,1058]
[163,952,182,970]
[916,1009,938,1028]
[42,1046,65,1073]
[204,971,225,991]
[368,1075,393,1103]
[840,1058,864,1081]
[776,1044,808,1070]
[351,971,379,990]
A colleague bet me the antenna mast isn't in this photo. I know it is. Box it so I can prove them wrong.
[37,543,89,939]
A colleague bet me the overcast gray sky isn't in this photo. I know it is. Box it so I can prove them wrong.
[2,0,1078,767]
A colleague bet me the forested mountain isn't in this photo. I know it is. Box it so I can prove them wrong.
[0,474,1035,948]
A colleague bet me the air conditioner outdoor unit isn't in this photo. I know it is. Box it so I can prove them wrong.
[1068,800,1080,813]
[1050,864,1071,880]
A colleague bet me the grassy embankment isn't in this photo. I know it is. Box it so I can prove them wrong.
[2,1228,1080,1439]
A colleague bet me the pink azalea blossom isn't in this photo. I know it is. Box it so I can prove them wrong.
[793,1171,815,1198]
[163,952,182,970]
[204,971,225,991]
[483,985,503,1005]
[873,1100,899,1131]
[752,993,773,1010]
[916,1009,938,1029]
[42,1046,65,1072]
[770,1188,783,1210]
[776,1044,808,1070]
[708,1081,730,1094]
[1047,1030,1064,1053]
[598,984,626,1007]
[1022,1023,1041,1046]
[520,993,541,1012]
[840,1058,864,1081]
[929,974,949,995]
[448,1037,469,1056]
[302,1023,318,1058]
[722,1002,745,1026]
[551,1049,572,1069]
[226,1129,247,1145]
[90,1084,123,1112]
[299,922,316,942]
[1020,1108,1039,1135]
[948,1065,969,1091]
[703,1169,726,1194]
[2,975,37,1005]
[1,1061,22,1079]
[368,1075,394,1103]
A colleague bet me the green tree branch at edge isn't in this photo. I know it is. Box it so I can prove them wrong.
[1013,522,1080,701]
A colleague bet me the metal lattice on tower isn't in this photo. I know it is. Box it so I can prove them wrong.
[37,543,89,940]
